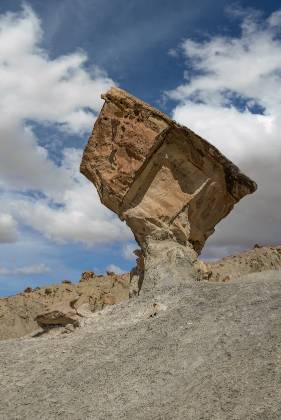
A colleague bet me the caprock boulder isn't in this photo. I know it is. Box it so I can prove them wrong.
[81,87,256,253]
[81,87,257,292]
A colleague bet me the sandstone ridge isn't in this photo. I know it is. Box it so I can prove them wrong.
[0,272,129,340]
[205,244,281,282]
[81,87,257,254]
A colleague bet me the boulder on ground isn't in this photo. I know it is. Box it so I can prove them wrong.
[79,271,95,282]
[35,299,80,329]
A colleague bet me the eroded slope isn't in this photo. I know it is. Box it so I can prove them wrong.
[1,271,281,419]
[0,272,129,340]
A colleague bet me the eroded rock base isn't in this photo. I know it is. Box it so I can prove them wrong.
[130,239,203,296]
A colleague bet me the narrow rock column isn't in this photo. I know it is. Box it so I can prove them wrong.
[139,238,203,295]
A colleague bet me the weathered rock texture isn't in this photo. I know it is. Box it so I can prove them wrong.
[35,300,81,330]
[205,245,281,282]
[81,87,257,253]
[2,245,280,340]
[130,239,204,296]
[0,272,129,340]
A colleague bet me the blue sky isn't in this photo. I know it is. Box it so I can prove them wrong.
[0,0,280,296]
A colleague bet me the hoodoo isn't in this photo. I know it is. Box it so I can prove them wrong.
[81,87,257,292]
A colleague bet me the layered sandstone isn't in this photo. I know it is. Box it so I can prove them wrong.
[81,87,257,253]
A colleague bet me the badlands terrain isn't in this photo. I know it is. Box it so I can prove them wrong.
[1,88,281,419]
[1,266,281,419]
[1,245,281,341]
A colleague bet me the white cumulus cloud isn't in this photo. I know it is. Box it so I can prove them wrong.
[106,264,125,275]
[1,148,132,246]
[122,243,138,260]
[167,8,281,258]
[0,214,18,243]
[0,5,133,247]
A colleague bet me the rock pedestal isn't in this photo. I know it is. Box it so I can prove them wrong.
[81,87,257,293]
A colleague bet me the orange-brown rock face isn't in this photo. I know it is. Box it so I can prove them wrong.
[81,87,257,253]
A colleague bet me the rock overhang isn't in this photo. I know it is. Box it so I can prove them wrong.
[81,87,257,253]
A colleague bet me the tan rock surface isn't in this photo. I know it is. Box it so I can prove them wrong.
[0,272,129,340]
[1,245,281,340]
[35,300,80,329]
[81,87,257,253]
[204,245,281,282]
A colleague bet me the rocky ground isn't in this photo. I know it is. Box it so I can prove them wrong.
[0,272,129,340]
[205,245,281,282]
[1,269,281,419]
[1,245,281,341]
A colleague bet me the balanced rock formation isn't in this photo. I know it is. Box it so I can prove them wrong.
[81,87,256,254]
[81,88,257,293]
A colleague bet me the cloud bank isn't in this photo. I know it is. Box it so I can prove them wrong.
[1,4,280,276]
[168,8,281,258]
[0,5,132,250]
[0,263,50,276]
